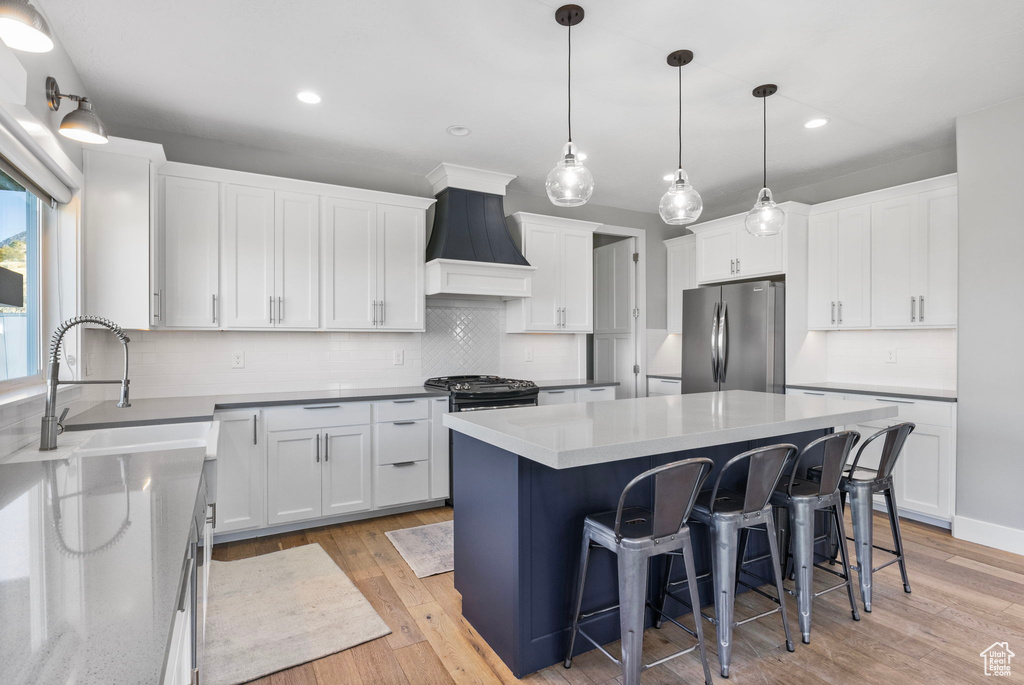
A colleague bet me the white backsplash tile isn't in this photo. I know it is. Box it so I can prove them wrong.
[84,304,580,398]
[825,328,956,390]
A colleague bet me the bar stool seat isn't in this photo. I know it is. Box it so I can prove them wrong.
[564,457,716,685]
[692,488,746,516]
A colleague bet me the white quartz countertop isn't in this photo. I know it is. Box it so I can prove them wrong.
[0,446,207,684]
[443,390,899,469]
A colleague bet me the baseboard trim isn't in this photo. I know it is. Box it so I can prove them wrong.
[952,514,1024,555]
[870,498,951,530]
[212,499,448,544]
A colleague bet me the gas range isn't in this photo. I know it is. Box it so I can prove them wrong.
[424,375,539,412]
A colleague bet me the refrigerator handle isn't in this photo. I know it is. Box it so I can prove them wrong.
[718,302,728,383]
[711,302,720,383]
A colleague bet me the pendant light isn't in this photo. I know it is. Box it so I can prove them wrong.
[546,4,593,207]
[659,49,702,225]
[46,77,109,144]
[0,0,53,53]
[745,84,784,237]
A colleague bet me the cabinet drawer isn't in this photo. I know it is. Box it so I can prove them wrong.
[538,389,575,405]
[786,389,844,400]
[649,378,682,396]
[578,386,615,402]
[375,461,430,508]
[265,402,371,432]
[374,398,429,422]
[375,420,429,465]
[851,395,952,427]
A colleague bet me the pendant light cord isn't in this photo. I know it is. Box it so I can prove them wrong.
[567,23,572,143]
[762,95,767,190]
[677,64,682,170]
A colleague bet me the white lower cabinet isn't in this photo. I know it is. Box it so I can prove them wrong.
[576,386,615,403]
[322,425,373,516]
[213,410,264,533]
[376,461,430,509]
[648,377,682,396]
[785,388,955,523]
[267,429,323,525]
[430,397,450,500]
[538,389,577,406]
[538,386,616,405]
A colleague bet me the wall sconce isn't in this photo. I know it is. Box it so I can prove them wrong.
[0,0,53,53]
[46,76,108,145]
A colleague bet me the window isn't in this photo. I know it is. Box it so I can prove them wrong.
[0,168,40,382]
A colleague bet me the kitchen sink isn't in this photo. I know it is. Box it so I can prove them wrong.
[74,421,214,457]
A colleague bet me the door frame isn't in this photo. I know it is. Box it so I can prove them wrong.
[581,224,647,395]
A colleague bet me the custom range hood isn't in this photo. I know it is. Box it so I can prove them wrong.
[425,163,536,299]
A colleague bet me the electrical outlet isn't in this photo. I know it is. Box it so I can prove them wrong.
[393,350,404,366]
[524,348,534,362]
[885,349,897,364]
[232,351,245,369]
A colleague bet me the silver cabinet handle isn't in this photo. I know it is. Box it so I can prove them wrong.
[803,391,826,396]
[380,300,385,325]
[831,301,835,325]
[278,296,283,323]
[323,434,329,462]
[212,294,217,324]
[838,301,843,325]
[372,300,378,326]
[392,461,417,467]
[315,434,320,463]
[718,302,728,382]
[589,388,605,392]
[393,399,416,404]
[660,379,678,384]
[711,301,720,383]
[253,414,257,445]
[919,295,924,321]
[303,404,341,410]
[546,390,566,394]
[269,296,274,324]
[730,259,735,275]
[555,306,560,327]
[876,397,915,404]
[393,421,417,425]
[911,296,917,322]
[154,291,161,320]
[736,258,741,273]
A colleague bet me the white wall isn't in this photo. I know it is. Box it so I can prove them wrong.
[85,302,579,399]
[825,329,956,390]
[954,95,1024,553]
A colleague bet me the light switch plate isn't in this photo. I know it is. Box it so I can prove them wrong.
[885,349,897,364]
[232,352,245,369]
[393,350,404,365]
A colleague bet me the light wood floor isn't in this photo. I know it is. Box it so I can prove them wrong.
[212,507,1024,684]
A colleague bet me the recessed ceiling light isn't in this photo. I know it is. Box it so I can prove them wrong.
[446,125,471,137]
[804,117,829,129]
[296,91,321,104]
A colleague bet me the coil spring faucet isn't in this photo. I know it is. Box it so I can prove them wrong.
[40,316,131,451]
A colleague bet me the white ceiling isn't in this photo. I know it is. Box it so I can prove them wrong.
[37,0,1024,215]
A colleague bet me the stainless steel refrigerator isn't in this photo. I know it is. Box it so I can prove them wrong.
[680,280,785,394]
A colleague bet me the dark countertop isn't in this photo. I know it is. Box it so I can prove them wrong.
[66,381,618,431]
[786,382,957,403]
[0,447,207,684]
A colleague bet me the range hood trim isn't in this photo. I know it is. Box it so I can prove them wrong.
[426,162,517,197]
[425,258,536,299]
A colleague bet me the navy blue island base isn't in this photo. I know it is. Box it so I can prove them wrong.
[451,428,830,678]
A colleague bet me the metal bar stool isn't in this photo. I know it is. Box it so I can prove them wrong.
[564,457,715,685]
[765,432,862,644]
[807,422,915,612]
[656,444,797,678]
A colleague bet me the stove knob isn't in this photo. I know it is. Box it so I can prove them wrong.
[512,382,520,388]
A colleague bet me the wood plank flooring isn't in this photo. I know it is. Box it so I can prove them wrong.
[212,508,1024,684]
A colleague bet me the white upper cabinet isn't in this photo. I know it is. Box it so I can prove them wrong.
[377,204,426,331]
[82,141,165,330]
[664,234,696,334]
[221,184,276,328]
[505,213,597,333]
[160,175,220,328]
[693,213,787,284]
[323,197,377,329]
[322,199,426,332]
[275,191,320,328]
[807,206,871,329]
[807,175,957,330]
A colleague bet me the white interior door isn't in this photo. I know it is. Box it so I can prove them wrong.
[160,176,220,328]
[593,239,637,397]
[377,204,425,330]
[222,184,275,328]
[323,197,377,329]
[275,191,320,328]
[266,429,322,525]
[321,425,372,516]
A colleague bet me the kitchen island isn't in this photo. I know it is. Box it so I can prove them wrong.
[443,390,897,677]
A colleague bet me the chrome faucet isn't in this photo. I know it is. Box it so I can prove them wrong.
[40,316,131,451]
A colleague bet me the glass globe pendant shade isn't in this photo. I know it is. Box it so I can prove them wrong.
[546,141,593,207]
[659,169,703,225]
[745,187,785,237]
